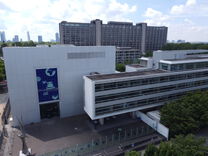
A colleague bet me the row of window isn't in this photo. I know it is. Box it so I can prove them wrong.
[95,88,208,116]
[170,62,208,71]
[95,91,187,115]
[95,70,208,92]
[95,79,208,103]
[160,61,208,72]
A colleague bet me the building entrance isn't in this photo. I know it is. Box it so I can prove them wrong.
[39,102,60,119]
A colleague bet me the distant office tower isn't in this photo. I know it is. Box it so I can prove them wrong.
[38,35,43,43]
[55,33,60,43]
[0,31,6,42]
[177,40,186,43]
[59,19,168,54]
[27,31,30,41]
[50,39,55,42]
[13,35,19,42]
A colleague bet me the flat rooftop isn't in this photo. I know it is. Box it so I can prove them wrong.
[87,70,166,80]
[164,57,208,61]
[126,64,145,68]
[161,56,208,64]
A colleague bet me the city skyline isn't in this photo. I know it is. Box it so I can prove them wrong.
[0,0,208,42]
[0,32,60,42]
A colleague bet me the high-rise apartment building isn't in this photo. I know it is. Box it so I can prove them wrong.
[27,31,30,41]
[55,32,60,43]
[59,19,168,55]
[13,35,19,42]
[0,31,6,42]
[38,35,43,43]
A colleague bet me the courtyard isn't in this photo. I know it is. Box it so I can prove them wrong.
[10,114,155,156]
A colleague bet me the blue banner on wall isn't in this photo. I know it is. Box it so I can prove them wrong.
[36,68,59,102]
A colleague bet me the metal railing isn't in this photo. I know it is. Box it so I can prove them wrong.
[38,125,155,156]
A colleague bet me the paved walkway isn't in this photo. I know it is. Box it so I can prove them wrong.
[0,93,9,156]
[0,93,8,125]
[11,114,147,156]
[2,124,14,156]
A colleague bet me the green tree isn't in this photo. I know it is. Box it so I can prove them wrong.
[162,43,208,51]
[170,134,208,156]
[142,134,208,156]
[161,91,208,137]
[125,151,141,156]
[116,64,125,72]
[157,142,175,156]
[144,51,153,57]
[0,60,5,81]
[144,144,158,156]
[0,42,8,56]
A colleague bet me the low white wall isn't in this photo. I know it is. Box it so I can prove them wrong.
[157,123,169,139]
[136,111,169,139]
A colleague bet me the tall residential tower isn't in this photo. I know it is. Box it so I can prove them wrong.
[27,31,30,41]
[59,19,168,55]
[38,35,43,43]
[55,32,60,43]
[0,31,6,42]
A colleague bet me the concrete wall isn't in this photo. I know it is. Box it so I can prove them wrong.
[137,111,169,139]
[95,20,102,46]
[3,45,115,126]
[140,23,147,54]
[125,65,151,72]
[83,77,95,119]
[125,65,138,72]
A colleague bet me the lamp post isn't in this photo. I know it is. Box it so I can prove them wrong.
[17,118,32,156]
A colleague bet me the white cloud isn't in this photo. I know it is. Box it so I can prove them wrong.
[170,5,185,15]
[170,0,197,15]
[1,0,208,42]
[184,18,194,25]
[144,8,169,26]
[144,8,162,18]
[0,0,137,41]
[108,0,137,13]
[186,0,196,6]
[143,2,208,42]
[168,24,208,42]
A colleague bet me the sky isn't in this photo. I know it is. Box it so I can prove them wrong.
[0,0,208,42]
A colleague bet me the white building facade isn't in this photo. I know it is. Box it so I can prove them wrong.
[3,45,115,126]
[84,49,208,122]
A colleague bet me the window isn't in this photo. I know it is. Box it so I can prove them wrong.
[95,78,208,104]
[160,63,169,70]
[95,71,208,92]
[196,62,205,69]
[186,63,194,70]
[171,65,177,71]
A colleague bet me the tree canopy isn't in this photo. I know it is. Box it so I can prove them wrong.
[116,63,126,72]
[125,151,141,156]
[0,60,5,81]
[162,43,208,51]
[143,134,208,156]
[143,51,153,57]
[160,91,208,137]
[0,41,57,56]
